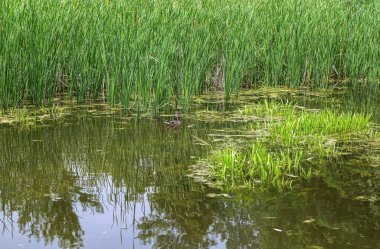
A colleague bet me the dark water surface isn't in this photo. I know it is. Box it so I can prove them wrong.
[1,88,380,249]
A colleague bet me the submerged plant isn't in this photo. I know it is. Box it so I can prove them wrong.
[0,105,66,126]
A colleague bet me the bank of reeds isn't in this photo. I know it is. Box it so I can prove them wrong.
[1,0,379,110]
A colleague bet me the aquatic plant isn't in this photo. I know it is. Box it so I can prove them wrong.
[0,104,66,126]
[208,102,374,190]
[241,99,296,117]
[268,110,371,154]
[209,143,305,189]
[270,110,371,137]
[1,0,380,110]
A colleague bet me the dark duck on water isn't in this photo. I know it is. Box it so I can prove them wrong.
[164,111,181,127]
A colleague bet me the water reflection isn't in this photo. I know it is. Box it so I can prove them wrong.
[0,99,379,248]
[0,113,212,248]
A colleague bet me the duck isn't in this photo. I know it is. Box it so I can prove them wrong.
[164,111,181,127]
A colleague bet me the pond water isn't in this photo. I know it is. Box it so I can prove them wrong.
[1,88,380,249]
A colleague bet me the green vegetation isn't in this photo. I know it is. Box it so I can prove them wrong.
[208,101,374,190]
[209,144,305,189]
[1,0,380,110]
[0,104,65,125]
[241,99,296,117]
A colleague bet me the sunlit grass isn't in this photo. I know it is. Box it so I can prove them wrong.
[270,110,371,137]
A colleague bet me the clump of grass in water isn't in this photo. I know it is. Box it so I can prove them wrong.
[270,110,371,137]
[269,110,371,156]
[210,143,305,190]
[208,101,373,190]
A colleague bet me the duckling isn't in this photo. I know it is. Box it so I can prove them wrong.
[164,111,181,127]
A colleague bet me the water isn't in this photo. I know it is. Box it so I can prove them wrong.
[1,89,380,249]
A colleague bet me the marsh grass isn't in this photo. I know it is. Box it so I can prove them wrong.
[1,0,380,110]
[208,101,374,190]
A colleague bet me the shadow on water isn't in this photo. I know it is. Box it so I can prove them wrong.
[0,88,380,249]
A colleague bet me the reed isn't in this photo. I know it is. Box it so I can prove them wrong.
[1,0,379,110]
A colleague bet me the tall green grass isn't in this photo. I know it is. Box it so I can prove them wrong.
[1,0,379,110]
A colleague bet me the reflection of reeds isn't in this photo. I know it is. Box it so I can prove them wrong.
[0,114,208,245]
[1,0,379,109]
